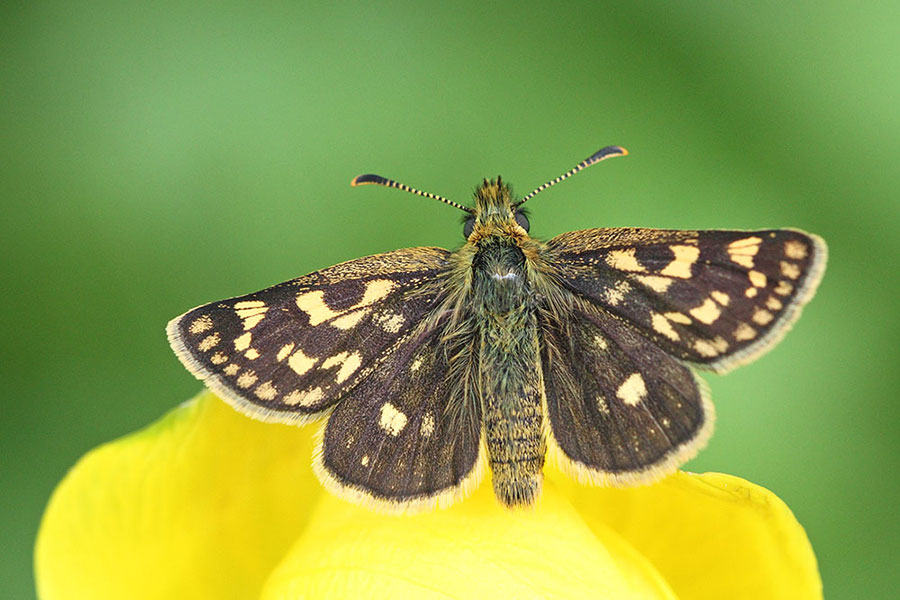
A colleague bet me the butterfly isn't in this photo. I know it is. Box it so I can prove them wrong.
[168,146,827,512]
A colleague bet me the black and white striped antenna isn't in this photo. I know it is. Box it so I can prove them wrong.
[351,173,474,214]
[513,145,628,208]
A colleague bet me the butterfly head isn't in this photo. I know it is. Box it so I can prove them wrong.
[463,176,530,242]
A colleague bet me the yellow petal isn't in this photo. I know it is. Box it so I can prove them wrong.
[555,469,822,600]
[37,387,818,600]
[37,392,675,599]
[35,391,319,600]
[260,480,676,599]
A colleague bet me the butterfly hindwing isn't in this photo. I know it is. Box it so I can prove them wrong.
[540,304,713,483]
[167,247,450,424]
[546,228,826,372]
[316,319,485,511]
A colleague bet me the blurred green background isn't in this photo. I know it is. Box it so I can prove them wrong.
[2,2,897,598]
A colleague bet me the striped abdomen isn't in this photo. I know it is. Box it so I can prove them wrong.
[479,302,546,507]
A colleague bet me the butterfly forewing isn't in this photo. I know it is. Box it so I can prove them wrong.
[546,228,826,373]
[168,247,450,424]
[540,304,712,483]
[315,319,484,511]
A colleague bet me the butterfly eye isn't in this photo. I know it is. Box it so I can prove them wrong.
[463,216,476,238]
[514,211,530,232]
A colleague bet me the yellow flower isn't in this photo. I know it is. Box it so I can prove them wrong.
[36,391,821,599]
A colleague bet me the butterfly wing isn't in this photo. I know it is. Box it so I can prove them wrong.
[545,228,826,372]
[315,318,485,512]
[539,227,825,483]
[539,306,712,485]
[167,247,451,424]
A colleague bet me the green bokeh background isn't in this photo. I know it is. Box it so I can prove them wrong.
[3,2,898,598]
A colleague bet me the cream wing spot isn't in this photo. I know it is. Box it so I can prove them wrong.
[604,280,632,306]
[664,312,691,325]
[774,280,794,296]
[361,455,370,467]
[651,312,680,341]
[302,387,324,406]
[593,334,608,350]
[242,314,266,330]
[659,245,700,278]
[198,333,220,352]
[288,348,317,377]
[711,336,729,352]
[634,275,673,293]
[234,332,252,351]
[210,352,228,364]
[338,353,362,383]
[606,248,647,273]
[276,343,295,362]
[244,348,260,360]
[727,237,762,269]
[360,279,398,305]
[189,315,213,334]
[254,381,277,401]
[296,279,398,327]
[283,387,324,407]
[780,261,801,279]
[330,308,369,330]
[236,370,258,389]
[753,308,775,326]
[283,390,303,405]
[596,396,610,415]
[379,402,408,436]
[785,240,808,259]
[748,270,767,288]
[617,373,647,406]
[730,255,754,268]
[711,291,730,306]
[694,336,728,357]
[234,300,266,309]
[295,291,339,326]
[235,302,269,330]
[729,236,763,248]
[376,312,406,333]
[694,339,719,357]
[734,323,757,341]
[322,351,362,384]
[421,413,435,438]
[689,298,721,324]
[223,364,240,376]
[745,287,759,298]
[766,296,783,311]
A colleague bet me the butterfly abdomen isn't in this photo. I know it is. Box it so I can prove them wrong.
[473,240,546,507]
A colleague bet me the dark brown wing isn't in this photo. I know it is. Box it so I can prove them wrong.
[167,247,450,424]
[545,228,826,372]
[540,305,713,485]
[315,319,484,513]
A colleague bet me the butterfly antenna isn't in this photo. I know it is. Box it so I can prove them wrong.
[513,145,628,208]
[351,173,475,213]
